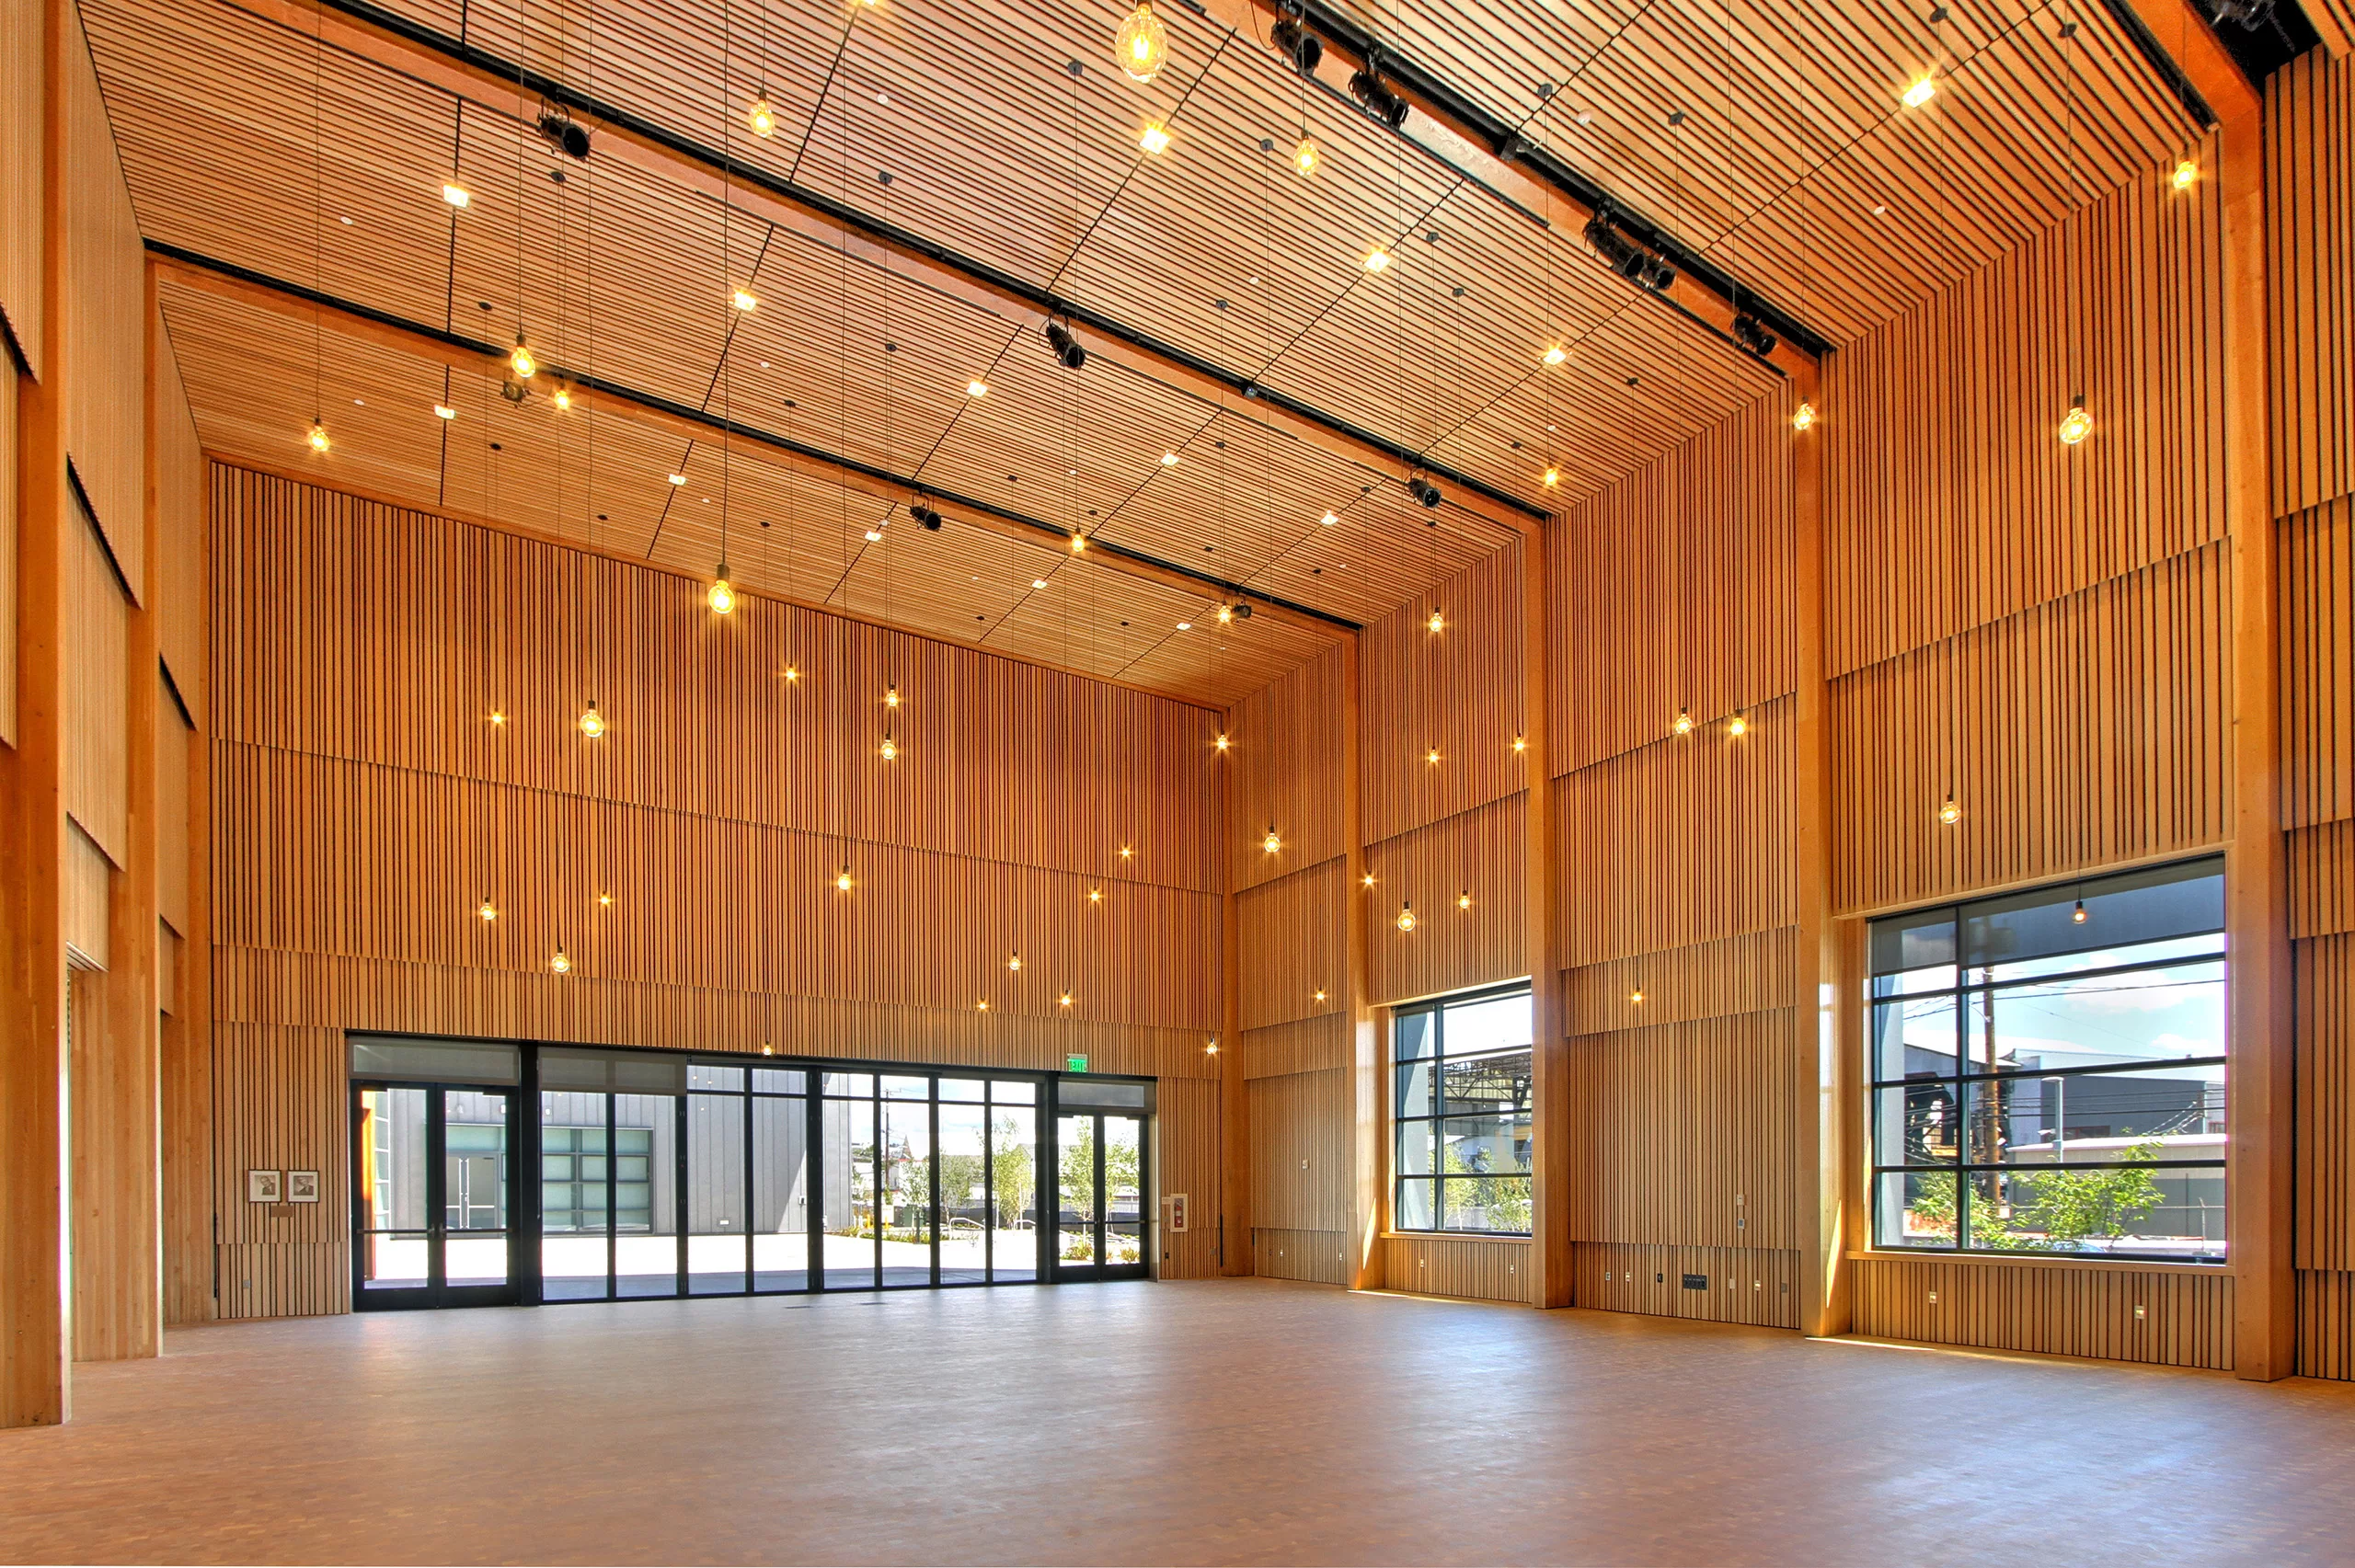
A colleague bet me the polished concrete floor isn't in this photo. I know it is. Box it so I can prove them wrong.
[4,1279,2352,1565]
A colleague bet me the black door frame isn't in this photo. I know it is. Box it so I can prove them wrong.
[350,1081,522,1311]
[1050,1105,1151,1283]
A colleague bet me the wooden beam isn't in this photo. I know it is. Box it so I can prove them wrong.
[1195,0,1821,381]
[1218,741,1248,1276]
[2217,102,2293,1381]
[223,0,1547,540]
[1522,523,1569,1309]
[148,249,1356,641]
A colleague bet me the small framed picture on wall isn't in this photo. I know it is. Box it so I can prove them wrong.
[286,1170,320,1203]
[247,1169,282,1204]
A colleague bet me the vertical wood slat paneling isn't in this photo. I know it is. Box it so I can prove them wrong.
[1250,1228,1350,1285]
[2269,50,2355,521]
[2302,1269,2355,1380]
[1247,1069,1349,1235]
[1359,541,1525,844]
[1830,543,2230,915]
[1566,1013,1800,1253]
[63,826,112,970]
[1364,794,1526,1007]
[211,465,1227,1313]
[155,695,190,935]
[64,506,131,865]
[1557,694,1796,968]
[62,16,145,583]
[1226,642,1349,893]
[2299,933,2354,1276]
[1154,1076,1220,1281]
[1238,1014,1348,1080]
[2281,498,2355,830]
[1852,1256,2236,1370]
[1571,1243,1801,1329]
[1236,860,1345,1031]
[0,0,41,374]
[1562,927,1798,1038]
[213,745,1218,1035]
[213,465,1223,897]
[1383,1234,1532,1303]
[150,298,205,725]
[1823,149,2227,680]
[1553,388,1798,775]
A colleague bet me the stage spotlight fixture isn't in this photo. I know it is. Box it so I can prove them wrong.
[1732,313,1777,358]
[1407,476,1442,509]
[1348,57,1410,130]
[535,108,592,161]
[1583,205,1675,295]
[1044,319,1088,370]
[1269,7,1322,74]
[1231,601,1252,620]
[910,502,943,531]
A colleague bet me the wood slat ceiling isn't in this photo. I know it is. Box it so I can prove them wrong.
[156,275,1327,704]
[84,0,2214,701]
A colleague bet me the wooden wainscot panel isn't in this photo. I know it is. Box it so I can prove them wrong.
[1383,1233,1532,1304]
[1851,1255,2235,1370]
[1252,1228,1350,1285]
[1571,1242,1801,1328]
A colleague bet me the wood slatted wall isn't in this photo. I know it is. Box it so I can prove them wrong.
[2275,47,2355,1381]
[1851,1256,2236,1369]
[62,25,144,582]
[207,465,1226,1315]
[0,0,40,375]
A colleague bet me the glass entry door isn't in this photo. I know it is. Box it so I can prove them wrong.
[1053,1110,1147,1282]
[353,1084,519,1310]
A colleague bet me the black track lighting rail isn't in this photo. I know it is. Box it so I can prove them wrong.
[151,240,1362,635]
[279,0,1548,528]
[1274,0,1836,361]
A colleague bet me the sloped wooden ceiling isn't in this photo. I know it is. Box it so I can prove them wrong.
[82,0,2212,702]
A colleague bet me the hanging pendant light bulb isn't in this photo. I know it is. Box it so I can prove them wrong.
[1542,467,1560,487]
[1263,825,1281,853]
[731,288,760,313]
[1512,735,1527,753]
[1008,954,1023,972]
[748,96,776,137]
[1137,124,1172,155]
[1630,986,1646,1004]
[510,336,537,380]
[2057,395,2094,446]
[477,898,498,922]
[1089,887,1103,903]
[708,562,736,615]
[2072,898,2088,924]
[1938,795,1962,826]
[836,865,854,892]
[1457,890,1472,911]
[1542,346,1567,365]
[1673,707,1695,737]
[885,683,901,709]
[1216,603,1234,625]
[1293,136,1319,176]
[1396,902,1417,933]
[550,946,572,974]
[307,418,330,453]
[1115,2,1167,82]
[1427,607,1444,634]
[1070,530,1087,554]
[879,734,899,761]
[1901,74,1937,109]
[1059,990,1073,1008]
[1727,710,1750,738]
[578,698,605,738]
[1792,400,1818,432]
[1314,989,1327,1003]
[1213,732,1230,751]
[2170,158,2198,192]
[550,384,573,411]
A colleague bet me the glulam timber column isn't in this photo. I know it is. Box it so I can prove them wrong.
[1,0,71,1426]
[1790,361,1848,1338]
[1524,523,1570,1308]
[1220,721,1249,1276]
[1343,635,1383,1290]
[2222,99,2294,1382]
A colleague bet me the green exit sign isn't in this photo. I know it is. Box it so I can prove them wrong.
[1066,1055,1088,1073]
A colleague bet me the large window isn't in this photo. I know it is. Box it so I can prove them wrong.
[1393,986,1533,1234]
[1868,857,2228,1262]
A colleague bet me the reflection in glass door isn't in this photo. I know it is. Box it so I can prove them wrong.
[353,1084,519,1309]
[1053,1110,1147,1282]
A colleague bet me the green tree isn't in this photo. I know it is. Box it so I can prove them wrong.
[1908,1143,2166,1251]
[990,1116,1034,1229]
